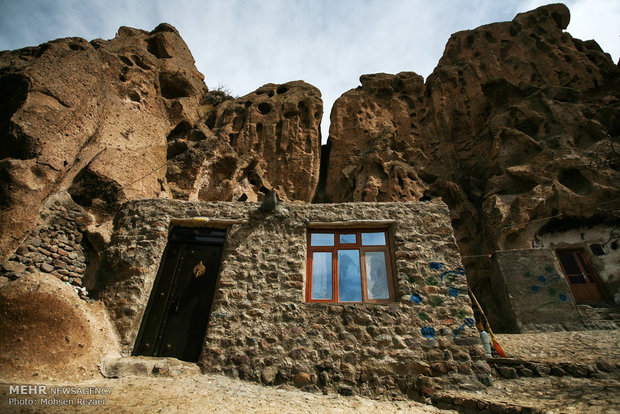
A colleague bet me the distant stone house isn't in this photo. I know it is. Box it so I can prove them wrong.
[491,219,619,333]
[100,199,489,397]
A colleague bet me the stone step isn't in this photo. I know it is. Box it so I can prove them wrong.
[99,356,201,378]
[431,393,545,414]
[577,305,620,330]
[487,357,620,380]
[577,304,620,319]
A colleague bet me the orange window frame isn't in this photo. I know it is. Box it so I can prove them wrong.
[306,229,395,303]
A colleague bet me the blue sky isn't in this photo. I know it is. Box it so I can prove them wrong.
[1,0,618,142]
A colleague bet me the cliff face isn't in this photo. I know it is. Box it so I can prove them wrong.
[0,25,323,262]
[323,3,619,323]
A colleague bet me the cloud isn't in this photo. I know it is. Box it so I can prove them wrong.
[1,0,618,143]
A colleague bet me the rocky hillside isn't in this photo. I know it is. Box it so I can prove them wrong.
[322,3,619,325]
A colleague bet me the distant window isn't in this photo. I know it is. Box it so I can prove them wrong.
[306,229,394,303]
[589,244,605,256]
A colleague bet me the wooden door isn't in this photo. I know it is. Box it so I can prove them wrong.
[556,249,607,304]
[133,227,225,362]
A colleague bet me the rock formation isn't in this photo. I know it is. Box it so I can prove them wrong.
[0,24,323,264]
[322,3,619,326]
[167,81,322,203]
[0,272,119,381]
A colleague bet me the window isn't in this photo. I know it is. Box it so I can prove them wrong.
[589,244,605,256]
[306,229,394,303]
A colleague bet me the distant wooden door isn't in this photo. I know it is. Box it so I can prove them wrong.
[133,227,225,362]
[556,249,607,304]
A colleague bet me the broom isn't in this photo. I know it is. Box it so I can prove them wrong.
[468,286,507,358]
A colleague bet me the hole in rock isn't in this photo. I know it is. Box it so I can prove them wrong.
[276,85,289,94]
[376,88,392,101]
[69,42,86,51]
[147,37,172,58]
[68,167,123,220]
[257,102,272,115]
[131,54,151,70]
[167,140,189,159]
[127,91,140,102]
[167,121,192,140]
[0,74,38,160]
[0,74,29,121]
[558,168,592,195]
[119,56,133,66]
[159,72,194,99]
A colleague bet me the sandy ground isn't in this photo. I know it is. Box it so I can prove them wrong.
[0,374,452,414]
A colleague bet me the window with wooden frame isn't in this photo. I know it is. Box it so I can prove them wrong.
[306,229,395,303]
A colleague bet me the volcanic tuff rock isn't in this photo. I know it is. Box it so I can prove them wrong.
[0,272,120,381]
[209,81,322,202]
[323,3,619,325]
[167,81,322,202]
[0,24,323,263]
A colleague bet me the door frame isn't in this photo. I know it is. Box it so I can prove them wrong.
[132,226,226,360]
[555,248,608,304]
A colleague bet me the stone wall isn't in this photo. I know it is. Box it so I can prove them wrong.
[491,249,582,333]
[0,192,95,299]
[100,199,489,398]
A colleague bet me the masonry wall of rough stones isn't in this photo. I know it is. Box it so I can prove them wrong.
[100,199,490,398]
[0,192,96,298]
[491,249,581,333]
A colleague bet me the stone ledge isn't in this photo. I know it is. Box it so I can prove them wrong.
[100,356,201,378]
[487,357,620,379]
[431,393,545,413]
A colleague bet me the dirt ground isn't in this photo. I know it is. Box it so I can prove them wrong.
[0,374,452,414]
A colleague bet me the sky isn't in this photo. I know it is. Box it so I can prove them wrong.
[1,0,618,142]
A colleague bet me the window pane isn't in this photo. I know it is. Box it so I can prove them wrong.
[338,250,362,302]
[311,233,334,246]
[362,232,386,246]
[569,275,587,285]
[558,252,581,274]
[311,252,332,299]
[365,251,390,300]
[339,233,356,244]
[576,253,590,273]
[590,244,605,256]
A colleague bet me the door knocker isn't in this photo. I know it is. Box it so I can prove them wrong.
[193,260,206,278]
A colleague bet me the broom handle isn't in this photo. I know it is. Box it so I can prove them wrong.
[468,285,508,357]
[468,285,501,344]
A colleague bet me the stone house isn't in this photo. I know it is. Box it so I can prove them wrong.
[490,218,620,333]
[97,198,489,397]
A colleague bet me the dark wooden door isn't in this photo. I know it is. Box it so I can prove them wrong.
[556,249,607,304]
[133,227,225,362]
